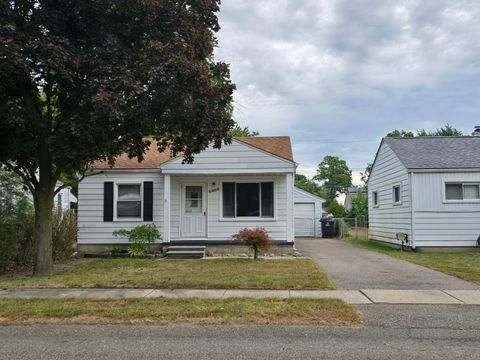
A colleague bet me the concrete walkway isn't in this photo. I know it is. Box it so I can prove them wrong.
[296,238,480,290]
[1,288,480,305]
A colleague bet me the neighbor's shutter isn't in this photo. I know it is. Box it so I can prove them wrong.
[143,181,153,221]
[103,182,114,222]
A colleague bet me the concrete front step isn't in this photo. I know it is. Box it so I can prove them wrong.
[165,246,206,259]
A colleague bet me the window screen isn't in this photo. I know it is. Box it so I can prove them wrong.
[117,184,141,218]
[261,182,274,218]
[445,184,463,200]
[236,183,260,217]
[222,182,235,218]
[464,185,480,199]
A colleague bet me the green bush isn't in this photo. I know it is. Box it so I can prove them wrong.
[113,224,161,257]
[52,208,77,261]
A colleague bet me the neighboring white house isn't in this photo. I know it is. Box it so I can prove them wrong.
[293,187,325,238]
[368,136,480,249]
[54,182,77,210]
[77,137,296,252]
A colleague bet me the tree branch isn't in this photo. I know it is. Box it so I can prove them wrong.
[53,169,104,195]
[1,161,36,195]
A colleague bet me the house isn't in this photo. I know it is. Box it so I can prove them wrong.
[77,137,296,255]
[368,135,480,249]
[54,182,77,210]
[293,187,325,237]
[344,185,366,212]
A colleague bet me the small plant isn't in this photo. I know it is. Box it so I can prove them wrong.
[103,246,126,255]
[113,224,160,257]
[232,227,273,259]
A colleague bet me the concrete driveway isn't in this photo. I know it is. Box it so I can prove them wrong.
[296,238,480,290]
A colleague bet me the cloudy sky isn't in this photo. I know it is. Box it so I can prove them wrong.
[214,0,480,183]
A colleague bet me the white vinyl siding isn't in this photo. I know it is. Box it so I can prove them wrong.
[412,172,480,247]
[77,172,164,244]
[368,142,412,245]
[160,140,295,174]
[169,175,289,241]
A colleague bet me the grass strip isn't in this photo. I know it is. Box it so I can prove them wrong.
[0,258,333,290]
[346,238,480,284]
[0,297,360,325]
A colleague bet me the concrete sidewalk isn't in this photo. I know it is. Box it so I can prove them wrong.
[1,288,480,304]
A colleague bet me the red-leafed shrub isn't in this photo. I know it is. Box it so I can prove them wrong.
[232,227,273,259]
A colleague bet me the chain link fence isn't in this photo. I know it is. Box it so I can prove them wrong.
[331,216,368,240]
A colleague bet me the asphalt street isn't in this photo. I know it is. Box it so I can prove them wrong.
[1,304,479,360]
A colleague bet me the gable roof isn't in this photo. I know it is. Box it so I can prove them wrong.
[294,186,326,202]
[91,136,294,169]
[235,136,293,162]
[383,136,480,170]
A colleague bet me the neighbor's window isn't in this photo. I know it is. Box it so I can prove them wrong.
[393,185,401,204]
[372,191,378,206]
[222,182,274,218]
[445,183,480,201]
[116,184,142,218]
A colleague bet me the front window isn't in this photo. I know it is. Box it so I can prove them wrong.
[117,184,142,218]
[446,183,480,201]
[222,182,274,218]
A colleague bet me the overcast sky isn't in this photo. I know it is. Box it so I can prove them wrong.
[214,0,480,183]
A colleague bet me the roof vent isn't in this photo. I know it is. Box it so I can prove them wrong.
[473,126,480,136]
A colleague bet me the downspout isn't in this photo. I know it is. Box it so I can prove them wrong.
[409,171,416,249]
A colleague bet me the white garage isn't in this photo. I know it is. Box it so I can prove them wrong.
[294,187,325,238]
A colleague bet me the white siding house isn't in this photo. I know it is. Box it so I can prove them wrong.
[77,137,297,251]
[293,187,325,237]
[369,136,480,249]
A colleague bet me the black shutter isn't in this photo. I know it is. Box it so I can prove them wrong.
[143,181,153,221]
[103,182,114,222]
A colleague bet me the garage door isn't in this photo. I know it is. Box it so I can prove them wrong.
[294,203,315,237]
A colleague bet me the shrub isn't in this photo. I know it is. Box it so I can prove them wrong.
[52,208,77,261]
[113,224,161,257]
[232,227,273,259]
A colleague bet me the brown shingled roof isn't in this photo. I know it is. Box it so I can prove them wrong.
[234,136,294,162]
[91,136,294,169]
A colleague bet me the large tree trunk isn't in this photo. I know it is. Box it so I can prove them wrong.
[33,181,55,276]
[32,140,56,277]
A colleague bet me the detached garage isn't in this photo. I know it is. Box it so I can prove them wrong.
[294,187,325,238]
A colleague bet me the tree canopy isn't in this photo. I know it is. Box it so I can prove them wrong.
[0,0,235,275]
[294,174,326,199]
[313,155,352,206]
[230,125,259,137]
[386,124,463,138]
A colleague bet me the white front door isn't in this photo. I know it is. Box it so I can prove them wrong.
[181,184,206,238]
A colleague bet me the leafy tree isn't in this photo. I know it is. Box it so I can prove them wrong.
[387,124,462,138]
[294,174,327,198]
[230,125,259,137]
[360,163,373,187]
[386,130,415,138]
[417,124,463,137]
[0,1,235,275]
[313,156,352,206]
[326,201,346,218]
[347,193,368,221]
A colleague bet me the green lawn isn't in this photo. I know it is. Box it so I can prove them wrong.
[0,297,360,325]
[0,258,333,290]
[346,238,480,284]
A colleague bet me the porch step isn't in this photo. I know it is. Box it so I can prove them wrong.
[165,246,206,259]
